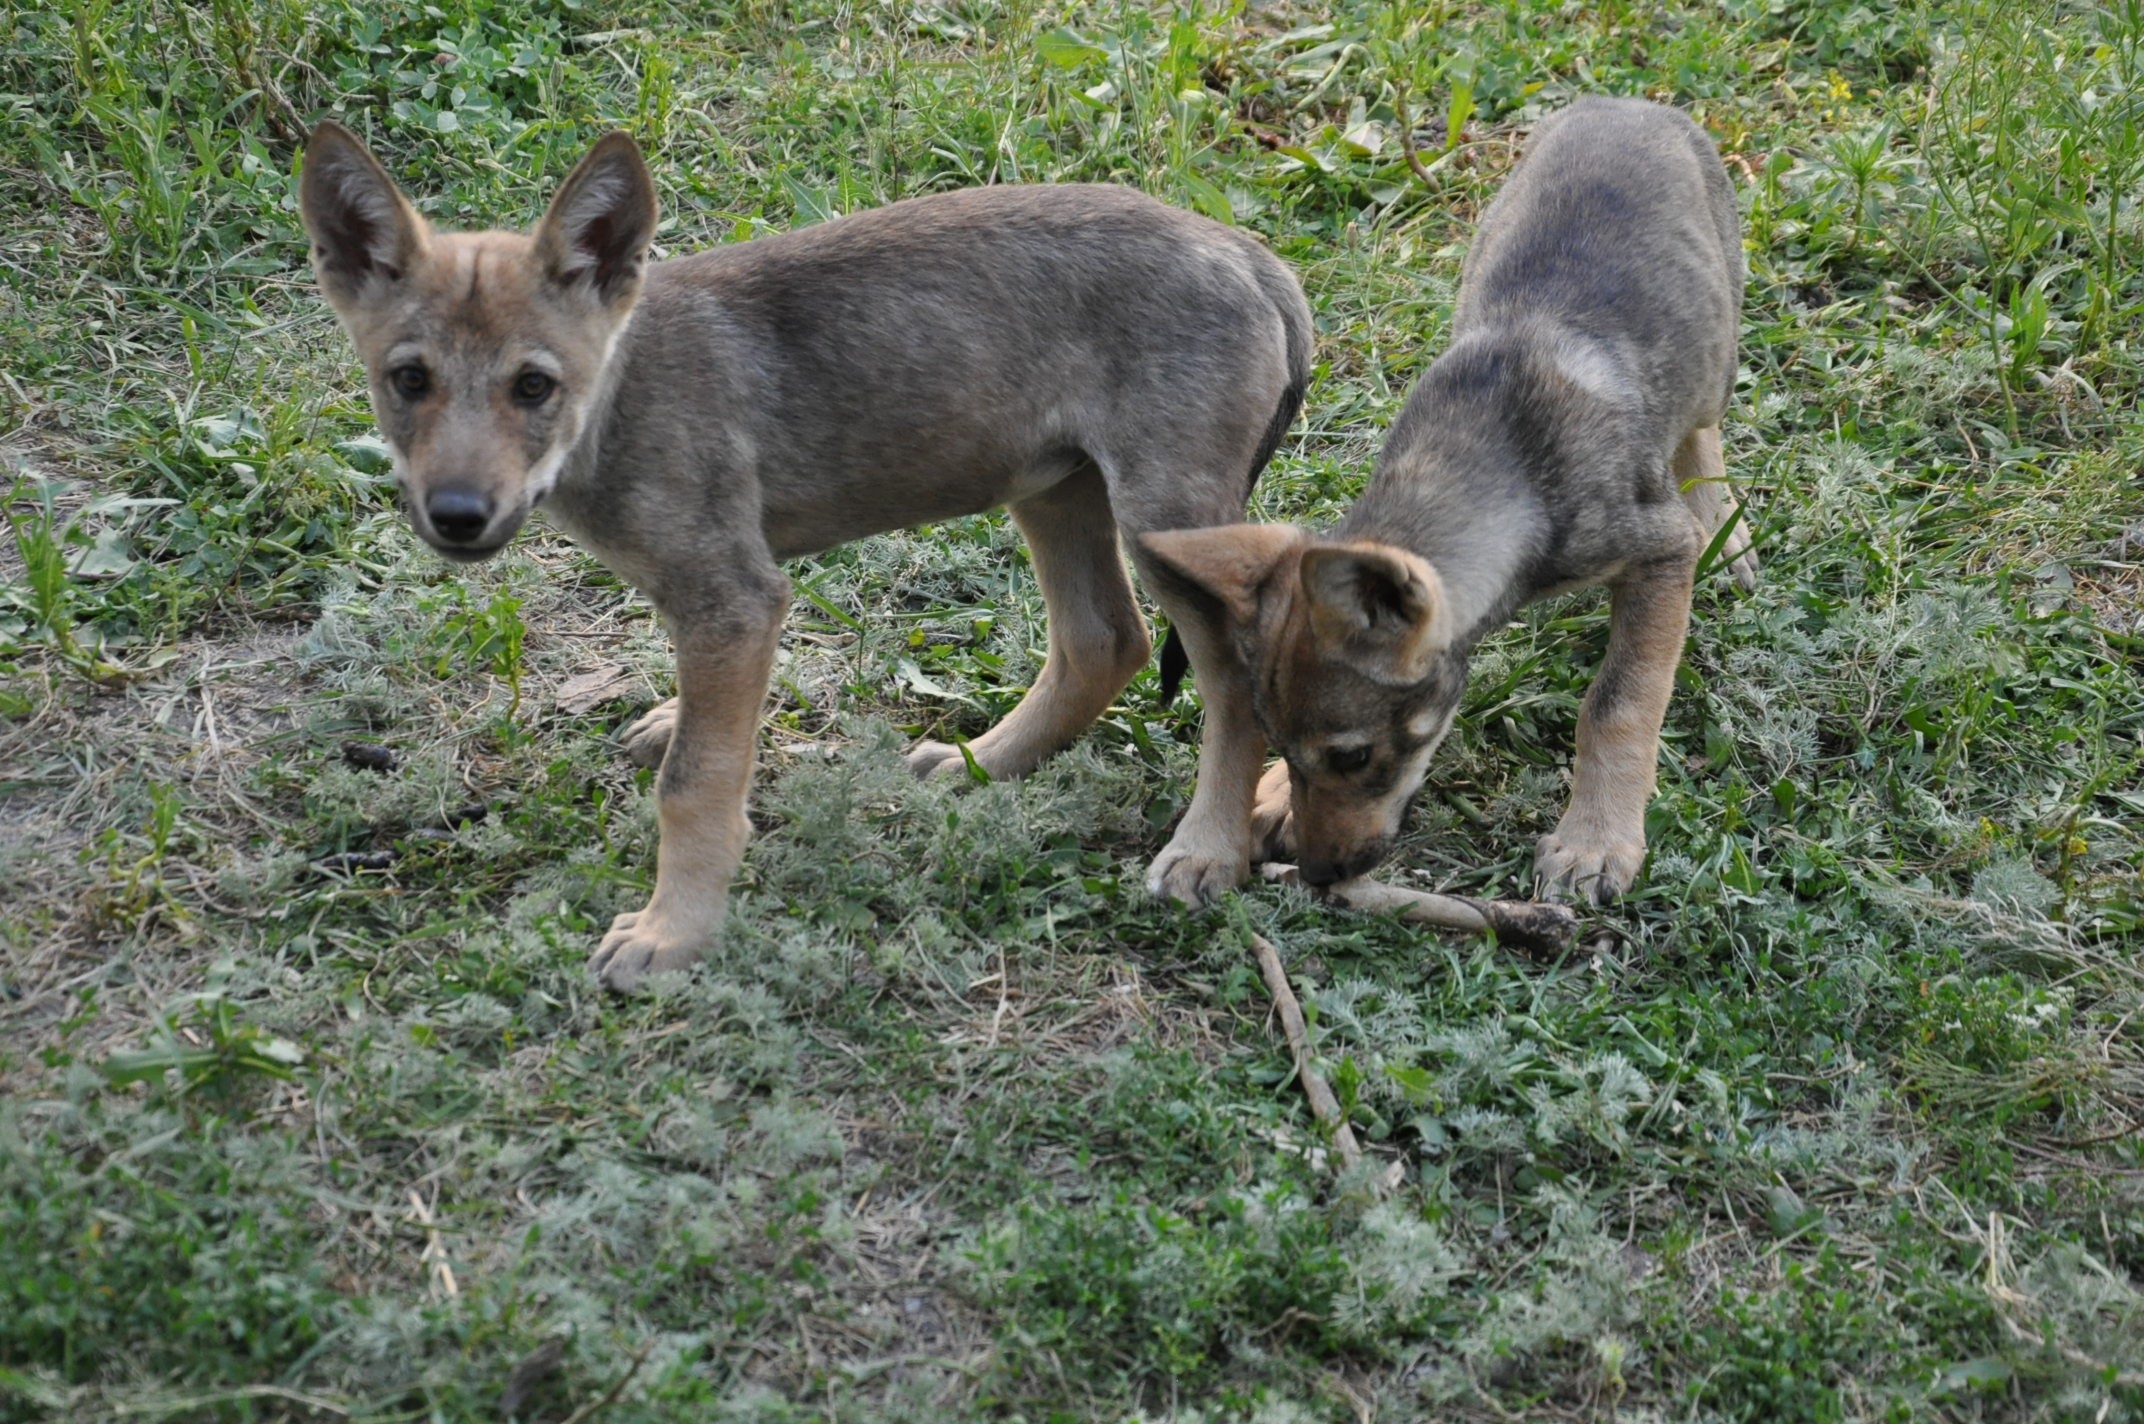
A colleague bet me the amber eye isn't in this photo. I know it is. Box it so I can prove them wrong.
[1327,745,1372,774]
[390,364,430,399]
[512,370,556,405]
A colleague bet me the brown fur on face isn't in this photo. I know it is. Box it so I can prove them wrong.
[1140,526,1464,884]
[299,123,656,559]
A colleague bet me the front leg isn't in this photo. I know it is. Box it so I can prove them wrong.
[1249,757,1295,864]
[1536,557,1694,905]
[591,580,788,992]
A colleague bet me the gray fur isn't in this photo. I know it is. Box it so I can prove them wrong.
[1339,96,1744,642]
[1156,97,1755,899]
[300,121,1312,988]
[546,183,1311,608]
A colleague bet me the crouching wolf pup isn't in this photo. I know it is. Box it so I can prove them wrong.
[298,123,1311,990]
[1140,97,1758,904]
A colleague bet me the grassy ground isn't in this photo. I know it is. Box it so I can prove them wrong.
[3,0,2142,1418]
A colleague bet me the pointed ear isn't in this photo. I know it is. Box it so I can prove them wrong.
[533,132,658,307]
[299,121,428,308]
[1299,541,1451,683]
[1138,524,1307,626]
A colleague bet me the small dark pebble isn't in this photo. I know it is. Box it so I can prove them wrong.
[316,849,400,873]
[341,741,398,772]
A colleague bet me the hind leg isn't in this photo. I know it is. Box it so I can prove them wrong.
[620,698,678,769]
[1123,488,1277,905]
[1675,426,1758,592]
[908,463,1150,781]
[1109,402,1296,906]
[1132,553,1266,906]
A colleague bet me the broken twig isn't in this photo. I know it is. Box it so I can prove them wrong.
[1261,863,1578,956]
[558,1345,653,1424]
[1247,930,1364,1174]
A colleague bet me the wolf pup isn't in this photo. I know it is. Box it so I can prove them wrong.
[298,123,1310,989]
[1140,97,1757,904]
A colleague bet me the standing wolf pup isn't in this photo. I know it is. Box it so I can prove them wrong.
[1143,97,1758,903]
[299,123,1310,990]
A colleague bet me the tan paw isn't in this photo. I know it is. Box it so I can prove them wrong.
[619,699,678,769]
[1717,523,1761,593]
[904,738,970,780]
[1248,760,1296,864]
[1145,834,1249,908]
[1534,825,1646,906]
[588,907,711,993]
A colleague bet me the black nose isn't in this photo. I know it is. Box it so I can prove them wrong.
[426,489,494,545]
[1298,855,1344,888]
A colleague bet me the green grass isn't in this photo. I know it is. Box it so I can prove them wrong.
[3,0,2142,1418]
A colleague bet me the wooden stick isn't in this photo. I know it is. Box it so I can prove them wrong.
[1261,863,1578,956]
[1247,930,1363,1173]
[559,1345,652,1424]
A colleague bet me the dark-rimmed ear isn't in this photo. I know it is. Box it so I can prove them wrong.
[1137,524,1307,626]
[298,121,429,309]
[532,132,658,308]
[1299,541,1450,683]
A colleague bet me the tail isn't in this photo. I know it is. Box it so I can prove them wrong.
[1242,379,1306,504]
[1158,624,1190,705]
[1156,263,1311,707]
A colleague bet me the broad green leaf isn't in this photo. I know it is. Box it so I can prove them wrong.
[1178,171,1233,225]
[1035,27,1106,69]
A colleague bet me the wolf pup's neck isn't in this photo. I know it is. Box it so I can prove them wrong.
[559,302,641,476]
[1335,321,1629,648]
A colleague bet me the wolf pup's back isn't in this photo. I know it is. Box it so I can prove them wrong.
[1456,97,1743,420]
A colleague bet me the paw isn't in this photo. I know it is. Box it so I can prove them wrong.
[588,907,711,993]
[1248,761,1295,864]
[1145,835,1249,908]
[619,699,678,769]
[1534,825,1646,906]
[1719,526,1760,593]
[1706,509,1760,593]
[904,739,969,780]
